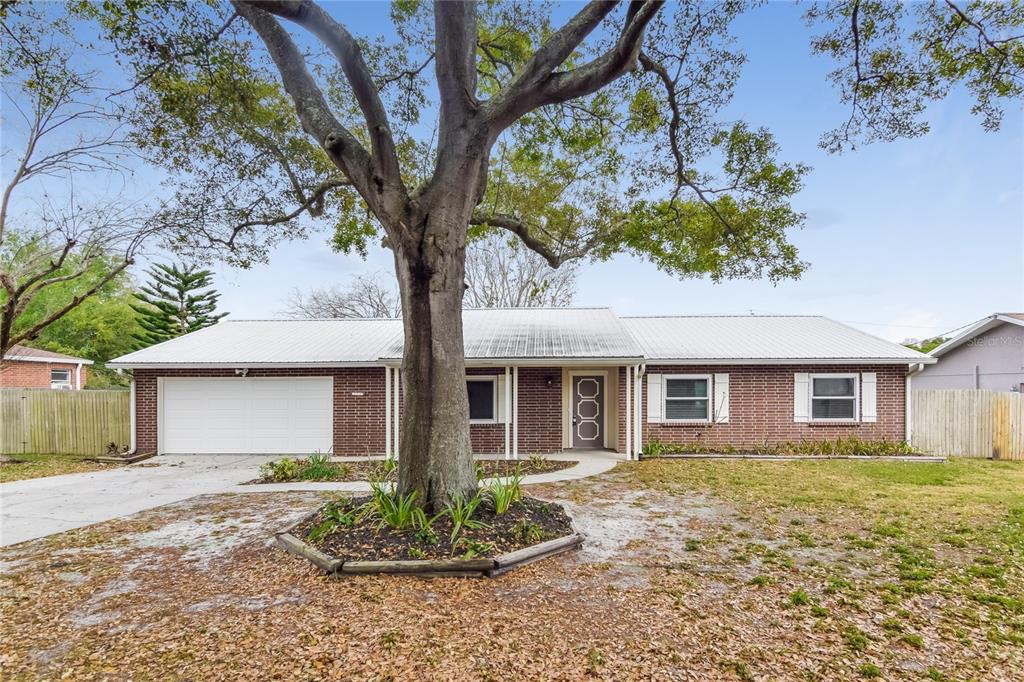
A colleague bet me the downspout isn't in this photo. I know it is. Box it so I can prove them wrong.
[126,379,137,456]
[75,362,83,390]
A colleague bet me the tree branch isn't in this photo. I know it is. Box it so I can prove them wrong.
[470,211,601,268]
[435,0,480,137]
[231,2,376,205]
[486,1,664,133]
[252,0,405,196]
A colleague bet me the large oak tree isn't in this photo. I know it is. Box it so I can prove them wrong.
[80,0,1021,510]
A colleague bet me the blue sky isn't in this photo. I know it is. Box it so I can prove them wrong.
[204,1,1022,342]
[6,2,1022,343]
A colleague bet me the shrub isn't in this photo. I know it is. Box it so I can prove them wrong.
[487,466,523,514]
[260,457,300,482]
[444,493,488,543]
[511,519,543,544]
[363,483,427,532]
[299,452,337,480]
[643,438,918,457]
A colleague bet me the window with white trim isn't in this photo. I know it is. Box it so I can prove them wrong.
[466,377,497,423]
[663,375,711,422]
[50,368,72,390]
[810,374,858,421]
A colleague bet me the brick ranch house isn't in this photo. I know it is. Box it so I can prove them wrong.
[0,344,93,390]
[107,309,935,458]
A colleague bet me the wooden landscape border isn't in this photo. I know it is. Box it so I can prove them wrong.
[275,511,585,579]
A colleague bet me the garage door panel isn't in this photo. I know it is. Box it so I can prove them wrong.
[162,377,333,454]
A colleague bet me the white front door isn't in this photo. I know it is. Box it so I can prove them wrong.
[160,377,333,454]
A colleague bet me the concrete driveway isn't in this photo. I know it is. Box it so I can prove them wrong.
[0,451,621,547]
[0,455,274,547]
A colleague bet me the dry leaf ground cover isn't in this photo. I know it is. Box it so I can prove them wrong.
[1,459,1022,680]
[0,453,117,483]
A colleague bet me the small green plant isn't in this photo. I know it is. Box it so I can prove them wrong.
[511,519,543,543]
[858,663,882,678]
[526,453,548,468]
[748,575,770,587]
[810,605,830,617]
[487,466,522,514]
[586,648,605,670]
[900,633,924,649]
[841,626,870,652]
[307,499,360,542]
[445,493,488,543]
[382,453,398,474]
[260,457,300,482]
[363,483,427,532]
[789,589,811,606]
[299,452,337,480]
[684,538,700,552]
[408,547,427,559]
[456,537,496,559]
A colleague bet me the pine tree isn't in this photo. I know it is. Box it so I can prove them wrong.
[131,263,228,349]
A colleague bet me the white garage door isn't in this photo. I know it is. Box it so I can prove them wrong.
[161,377,333,454]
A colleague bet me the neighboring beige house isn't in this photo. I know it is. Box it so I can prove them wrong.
[0,344,93,390]
[915,313,1024,392]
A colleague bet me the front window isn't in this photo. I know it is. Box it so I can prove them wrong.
[50,369,72,390]
[810,375,857,421]
[663,375,710,422]
[467,377,496,422]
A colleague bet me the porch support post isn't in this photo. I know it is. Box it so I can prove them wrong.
[504,365,511,459]
[625,366,633,459]
[634,365,644,456]
[384,366,392,457]
[512,366,519,460]
[393,367,400,458]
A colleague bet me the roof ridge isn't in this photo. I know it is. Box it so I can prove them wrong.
[620,314,825,319]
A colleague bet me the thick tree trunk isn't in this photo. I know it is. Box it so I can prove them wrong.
[393,204,478,512]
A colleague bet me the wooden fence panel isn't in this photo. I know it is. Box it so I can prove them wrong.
[912,389,1023,459]
[0,389,130,456]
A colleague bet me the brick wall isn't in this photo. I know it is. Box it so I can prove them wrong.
[466,367,563,454]
[134,365,565,456]
[0,360,87,389]
[616,364,907,449]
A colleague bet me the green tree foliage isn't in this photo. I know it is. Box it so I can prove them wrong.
[131,264,228,348]
[904,337,949,354]
[2,233,140,387]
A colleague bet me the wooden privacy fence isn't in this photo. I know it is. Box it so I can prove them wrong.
[912,389,1024,460]
[0,389,130,456]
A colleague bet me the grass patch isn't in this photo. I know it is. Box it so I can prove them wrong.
[0,453,113,483]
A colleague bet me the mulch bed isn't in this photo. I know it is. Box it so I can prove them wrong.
[245,457,577,484]
[293,495,573,561]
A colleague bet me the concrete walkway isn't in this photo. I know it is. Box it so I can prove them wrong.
[0,451,621,547]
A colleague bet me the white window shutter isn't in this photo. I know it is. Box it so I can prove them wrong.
[713,373,730,423]
[861,372,876,422]
[647,374,663,423]
[496,376,508,423]
[794,373,810,422]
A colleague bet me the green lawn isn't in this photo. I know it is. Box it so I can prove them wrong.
[630,458,1024,674]
[0,453,114,483]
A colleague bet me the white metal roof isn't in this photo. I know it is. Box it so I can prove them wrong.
[108,309,932,368]
[621,315,934,364]
[108,319,403,367]
[379,307,643,361]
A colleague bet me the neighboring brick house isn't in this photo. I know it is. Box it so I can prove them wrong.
[913,313,1024,392]
[108,309,934,457]
[0,344,93,390]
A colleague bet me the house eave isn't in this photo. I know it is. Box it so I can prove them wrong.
[3,355,94,365]
[640,357,937,366]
